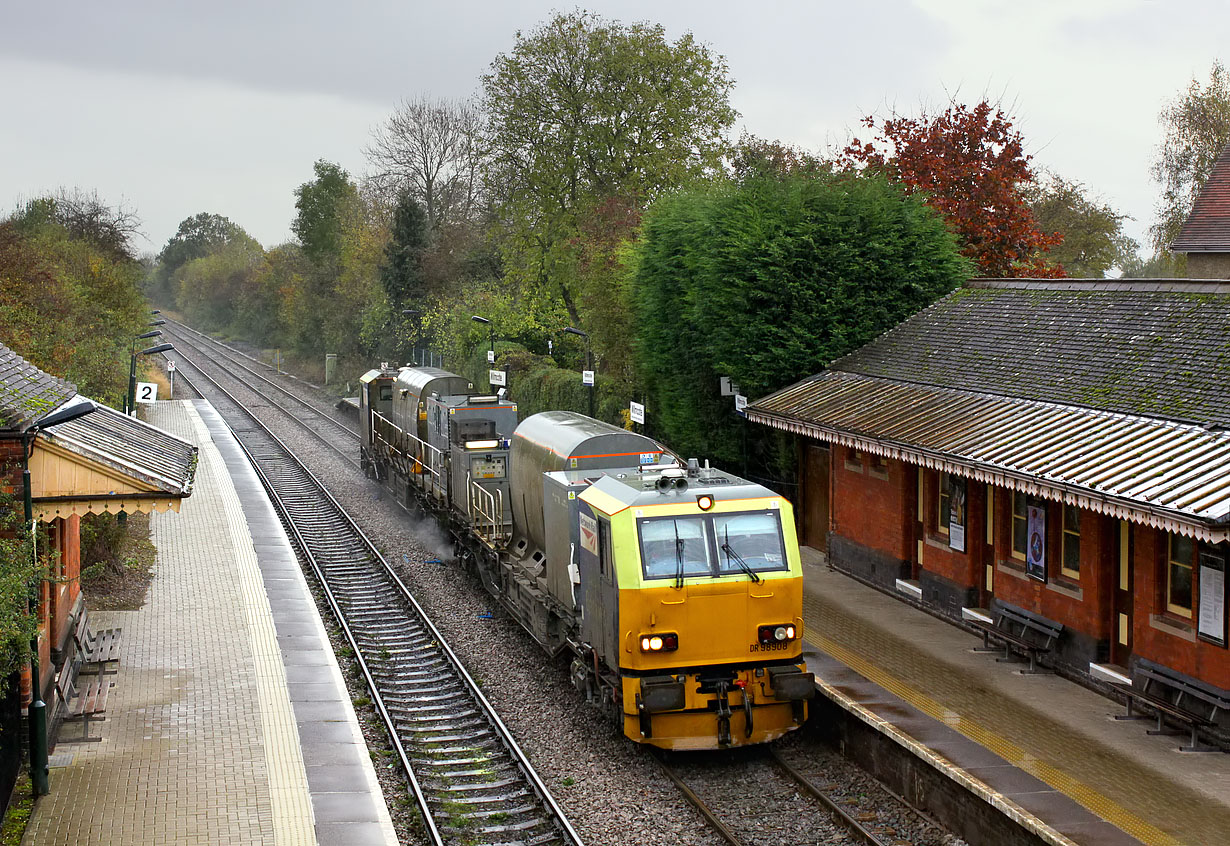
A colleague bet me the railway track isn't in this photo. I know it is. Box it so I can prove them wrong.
[654,746,896,846]
[168,347,582,846]
[160,319,360,467]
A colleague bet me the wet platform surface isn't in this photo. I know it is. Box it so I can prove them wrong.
[24,401,397,846]
[800,550,1230,846]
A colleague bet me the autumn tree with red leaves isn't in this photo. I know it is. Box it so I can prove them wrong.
[842,101,1063,277]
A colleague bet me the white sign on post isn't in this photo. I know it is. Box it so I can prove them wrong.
[734,394,748,414]
[582,370,595,386]
[489,369,506,387]
[135,382,158,404]
[629,401,645,424]
[166,360,176,372]
[487,349,496,364]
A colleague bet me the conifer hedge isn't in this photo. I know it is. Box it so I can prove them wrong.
[632,171,970,469]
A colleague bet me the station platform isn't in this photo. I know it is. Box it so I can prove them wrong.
[24,401,398,846]
[799,550,1230,846]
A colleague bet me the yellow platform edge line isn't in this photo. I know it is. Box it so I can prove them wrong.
[812,634,1178,846]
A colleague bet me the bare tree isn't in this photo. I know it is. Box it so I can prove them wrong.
[365,96,484,230]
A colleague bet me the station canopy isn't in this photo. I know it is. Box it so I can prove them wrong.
[749,278,1230,543]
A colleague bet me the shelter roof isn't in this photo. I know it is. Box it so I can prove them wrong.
[749,278,1230,540]
[1,340,196,520]
[0,344,78,432]
[1171,144,1230,253]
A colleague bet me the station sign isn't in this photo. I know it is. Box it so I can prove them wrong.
[489,369,506,387]
[135,382,158,404]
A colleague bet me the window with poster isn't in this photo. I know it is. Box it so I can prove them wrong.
[1197,546,1227,647]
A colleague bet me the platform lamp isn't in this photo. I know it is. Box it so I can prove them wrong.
[471,315,494,366]
[563,327,594,418]
[402,309,422,366]
[20,396,97,797]
[126,340,174,416]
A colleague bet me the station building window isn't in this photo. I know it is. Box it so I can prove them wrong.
[1061,505,1081,579]
[844,448,864,473]
[1011,491,1028,560]
[868,453,888,477]
[937,472,951,536]
[1167,533,1195,618]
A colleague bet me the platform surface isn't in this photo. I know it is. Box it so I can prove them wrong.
[800,549,1230,846]
[24,400,397,846]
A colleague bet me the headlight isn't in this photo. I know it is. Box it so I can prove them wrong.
[639,632,679,653]
[758,624,798,644]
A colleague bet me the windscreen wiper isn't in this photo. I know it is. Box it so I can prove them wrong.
[722,526,761,583]
[673,521,685,589]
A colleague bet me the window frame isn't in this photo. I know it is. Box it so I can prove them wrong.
[1166,532,1195,619]
[1061,504,1081,580]
[937,472,951,536]
[1011,491,1028,561]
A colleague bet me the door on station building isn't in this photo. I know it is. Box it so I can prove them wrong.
[1111,520,1134,666]
[800,444,830,550]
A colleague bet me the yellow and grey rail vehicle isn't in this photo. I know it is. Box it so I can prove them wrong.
[359,364,813,750]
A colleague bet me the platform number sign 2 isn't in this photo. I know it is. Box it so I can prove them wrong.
[135,382,158,404]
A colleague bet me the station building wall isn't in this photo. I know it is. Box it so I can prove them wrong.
[826,450,1229,693]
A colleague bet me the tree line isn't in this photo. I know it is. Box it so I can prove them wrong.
[68,12,1229,480]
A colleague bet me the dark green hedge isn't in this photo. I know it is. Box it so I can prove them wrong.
[633,170,971,467]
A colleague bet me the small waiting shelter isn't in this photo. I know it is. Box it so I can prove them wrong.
[749,277,1230,737]
[0,342,196,758]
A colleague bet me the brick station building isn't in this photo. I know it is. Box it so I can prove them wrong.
[0,343,196,748]
[749,277,1230,698]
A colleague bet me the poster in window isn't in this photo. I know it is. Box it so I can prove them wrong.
[1198,550,1226,646]
[1026,505,1047,582]
[948,476,966,552]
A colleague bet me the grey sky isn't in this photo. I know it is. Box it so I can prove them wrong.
[3,1,1227,258]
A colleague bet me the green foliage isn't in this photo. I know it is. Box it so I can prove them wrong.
[1151,60,1230,252]
[1025,173,1139,277]
[633,171,970,467]
[293,160,360,265]
[0,206,149,406]
[482,10,737,325]
[78,512,128,577]
[381,193,429,307]
[175,239,266,330]
[153,213,256,302]
[0,488,41,679]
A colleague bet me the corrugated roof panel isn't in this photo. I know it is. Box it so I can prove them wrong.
[749,371,1230,532]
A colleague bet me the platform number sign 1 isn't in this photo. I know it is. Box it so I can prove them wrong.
[135,382,158,404]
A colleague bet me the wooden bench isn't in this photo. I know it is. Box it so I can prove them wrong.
[73,612,121,675]
[54,659,109,743]
[971,603,1063,674]
[1114,661,1229,753]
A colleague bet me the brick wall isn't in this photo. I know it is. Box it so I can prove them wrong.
[1131,526,1230,690]
[831,446,909,561]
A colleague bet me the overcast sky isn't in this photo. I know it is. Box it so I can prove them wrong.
[3,1,1227,258]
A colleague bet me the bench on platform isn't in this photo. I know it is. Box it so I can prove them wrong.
[971,602,1063,674]
[1114,660,1229,753]
[73,611,121,675]
[54,658,109,743]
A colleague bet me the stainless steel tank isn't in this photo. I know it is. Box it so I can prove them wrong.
[510,411,664,554]
[392,367,472,442]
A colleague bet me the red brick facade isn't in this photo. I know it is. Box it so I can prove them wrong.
[829,444,1229,692]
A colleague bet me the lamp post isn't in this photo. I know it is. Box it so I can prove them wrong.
[563,327,594,418]
[21,397,97,797]
[471,315,494,365]
[126,341,174,416]
[402,309,422,366]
